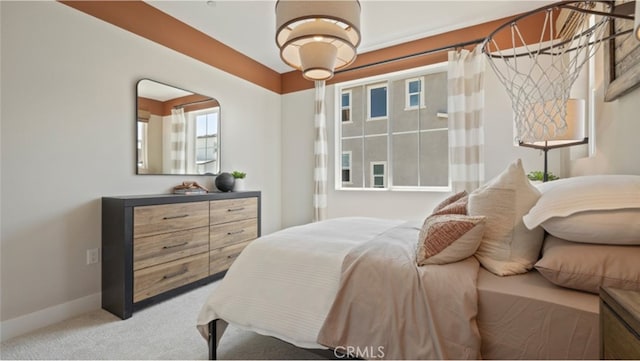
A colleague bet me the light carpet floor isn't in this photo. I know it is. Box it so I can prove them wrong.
[0,281,324,360]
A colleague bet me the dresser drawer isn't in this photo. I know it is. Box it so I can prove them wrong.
[210,198,257,225]
[133,226,209,270]
[133,252,209,303]
[210,219,258,249]
[134,201,209,238]
[209,241,250,275]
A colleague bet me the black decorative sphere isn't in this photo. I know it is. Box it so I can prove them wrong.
[215,172,235,192]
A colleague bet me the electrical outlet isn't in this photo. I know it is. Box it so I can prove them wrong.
[86,248,100,265]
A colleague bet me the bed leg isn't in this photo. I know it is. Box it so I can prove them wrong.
[208,319,228,360]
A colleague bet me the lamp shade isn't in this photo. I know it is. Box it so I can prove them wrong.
[521,98,585,145]
[275,0,361,81]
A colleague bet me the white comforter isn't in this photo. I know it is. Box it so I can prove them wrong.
[196,217,404,349]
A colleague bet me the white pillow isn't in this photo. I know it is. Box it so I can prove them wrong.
[541,209,640,245]
[523,175,640,229]
[469,159,545,276]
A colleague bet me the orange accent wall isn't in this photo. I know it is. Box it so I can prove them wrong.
[60,1,282,94]
[60,1,548,95]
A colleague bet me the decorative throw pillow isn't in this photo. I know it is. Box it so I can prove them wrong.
[432,195,468,216]
[535,235,640,294]
[416,214,486,266]
[468,159,545,276]
[523,175,640,245]
[432,190,468,213]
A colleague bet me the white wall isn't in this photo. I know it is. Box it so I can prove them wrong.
[0,1,281,339]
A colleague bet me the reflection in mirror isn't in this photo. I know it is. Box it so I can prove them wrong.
[136,79,220,175]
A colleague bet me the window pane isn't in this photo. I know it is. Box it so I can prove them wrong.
[342,108,350,122]
[342,93,350,107]
[374,177,384,187]
[342,169,351,182]
[392,133,419,186]
[409,94,419,107]
[373,164,384,175]
[370,87,387,118]
[342,153,350,167]
[409,80,420,93]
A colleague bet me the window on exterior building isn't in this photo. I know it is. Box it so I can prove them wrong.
[195,111,218,164]
[368,84,388,120]
[341,91,351,123]
[371,162,386,188]
[336,63,450,191]
[406,77,425,110]
[341,152,352,184]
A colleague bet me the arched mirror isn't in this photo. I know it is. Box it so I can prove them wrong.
[136,79,220,175]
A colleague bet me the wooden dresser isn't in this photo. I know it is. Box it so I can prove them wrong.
[600,287,640,359]
[102,191,260,319]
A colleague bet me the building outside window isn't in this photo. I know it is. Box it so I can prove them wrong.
[336,63,450,191]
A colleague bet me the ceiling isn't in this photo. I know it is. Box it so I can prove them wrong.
[146,1,557,74]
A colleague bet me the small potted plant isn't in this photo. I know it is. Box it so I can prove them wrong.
[231,171,246,191]
[527,171,559,183]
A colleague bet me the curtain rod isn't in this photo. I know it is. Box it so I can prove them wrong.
[335,37,485,75]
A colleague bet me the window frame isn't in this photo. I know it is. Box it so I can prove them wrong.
[191,107,219,165]
[405,77,426,110]
[341,151,353,185]
[370,161,387,189]
[341,90,353,124]
[334,62,452,192]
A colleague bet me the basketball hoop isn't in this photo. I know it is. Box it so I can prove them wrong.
[482,1,635,143]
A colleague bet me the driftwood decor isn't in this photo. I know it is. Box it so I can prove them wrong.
[604,0,640,101]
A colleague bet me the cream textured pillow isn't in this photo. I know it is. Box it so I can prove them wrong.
[523,175,640,245]
[469,159,545,276]
[523,175,640,229]
[417,214,486,266]
[535,235,640,294]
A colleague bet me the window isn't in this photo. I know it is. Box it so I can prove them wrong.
[367,84,388,120]
[341,152,352,184]
[336,63,450,191]
[406,77,425,110]
[341,91,352,123]
[370,162,386,188]
[137,121,148,169]
[195,111,218,164]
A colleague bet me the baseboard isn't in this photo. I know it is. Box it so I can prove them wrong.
[0,292,101,342]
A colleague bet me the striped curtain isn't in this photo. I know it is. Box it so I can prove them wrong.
[447,46,485,192]
[170,107,187,174]
[313,80,328,222]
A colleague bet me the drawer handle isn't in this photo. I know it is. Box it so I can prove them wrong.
[226,254,239,260]
[162,242,188,249]
[227,207,245,212]
[227,230,244,236]
[162,268,188,280]
[163,214,189,220]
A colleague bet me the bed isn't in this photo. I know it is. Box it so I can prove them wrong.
[197,163,640,360]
